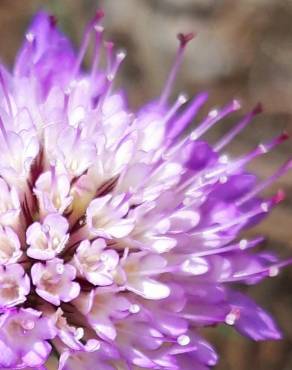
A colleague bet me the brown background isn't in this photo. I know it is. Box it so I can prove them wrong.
[0,1,291,369]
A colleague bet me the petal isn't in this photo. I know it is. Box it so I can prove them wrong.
[14,11,75,96]
[127,278,170,300]
[106,219,135,238]
[22,341,51,367]
[227,292,282,340]
[0,339,18,368]
[92,314,117,341]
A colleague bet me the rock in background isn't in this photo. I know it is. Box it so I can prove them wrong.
[0,1,291,369]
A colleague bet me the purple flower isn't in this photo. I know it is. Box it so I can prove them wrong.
[0,264,30,308]
[73,239,119,286]
[31,258,80,306]
[0,9,290,369]
[0,308,56,368]
[26,213,69,260]
[0,225,22,264]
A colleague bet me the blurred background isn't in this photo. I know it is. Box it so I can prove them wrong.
[0,0,291,369]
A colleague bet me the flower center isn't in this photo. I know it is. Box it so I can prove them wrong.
[0,238,14,261]
[0,278,19,301]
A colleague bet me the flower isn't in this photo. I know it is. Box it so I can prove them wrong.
[0,308,56,368]
[0,9,290,370]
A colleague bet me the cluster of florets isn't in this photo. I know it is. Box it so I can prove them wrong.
[0,11,290,370]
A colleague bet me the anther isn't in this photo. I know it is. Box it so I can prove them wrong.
[25,32,35,43]
[116,49,127,61]
[21,319,35,331]
[94,9,105,22]
[269,266,279,277]
[225,308,241,325]
[56,263,64,275]
[159,32,196,107]
[272,189,286,204]
[239,239,248,250]
[252,102,263,115]
[49,15,58,28]
[129,304,140,314]
[177,32,195,48]
[208,109,219,118]
[177,334,191,346]
[42,224,50,234]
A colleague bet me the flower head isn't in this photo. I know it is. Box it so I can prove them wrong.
[0,10,290,369]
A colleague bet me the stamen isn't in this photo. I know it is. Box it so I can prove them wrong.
[159,32,195,107]
[164,93,188,122]
[74,10,105,75]
[190,100,241,141]
[191,237,263,257]
[108,49,127,81]
[204,132,289,180]
[238,131,289,164]
[98,49,127,105]
[167,92,208,141]
[221,259,292,283]
[214,103,263,151]
[236,159,292,206]
[193,203,272,236]
[104,41,114,75]
[91,25,104,80]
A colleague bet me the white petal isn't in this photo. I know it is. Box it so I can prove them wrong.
[127,278,170,300]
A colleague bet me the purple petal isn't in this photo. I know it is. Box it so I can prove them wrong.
[227,291,282,340]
